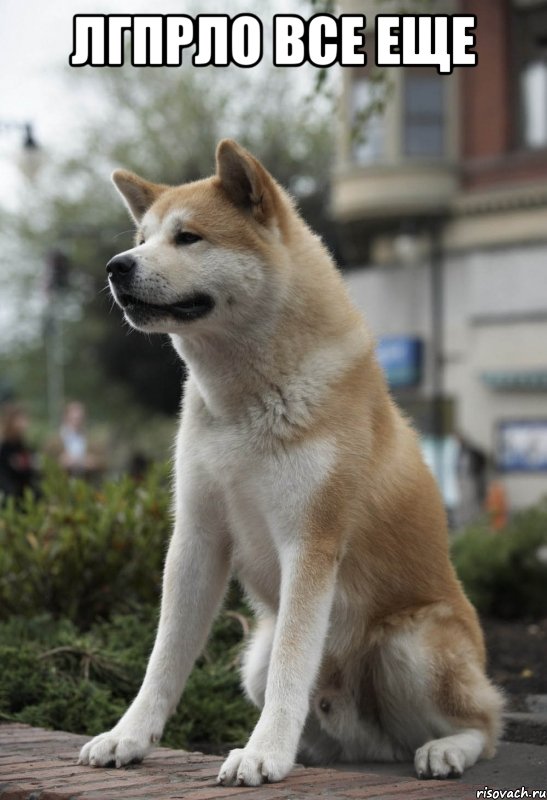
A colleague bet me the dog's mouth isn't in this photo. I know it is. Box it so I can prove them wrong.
[117,291,215,322]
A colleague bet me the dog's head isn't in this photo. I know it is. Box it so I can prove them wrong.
[108,140,291,336]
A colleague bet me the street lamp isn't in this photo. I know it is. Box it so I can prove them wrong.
[44,250,71,428]
[22,123,38,151]
[0,119,39,150]
[0,119,41,180]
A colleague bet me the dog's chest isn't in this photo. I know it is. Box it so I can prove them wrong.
[200,418,335,553]
[218,427,334,609]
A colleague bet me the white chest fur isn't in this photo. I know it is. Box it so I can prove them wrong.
[178,388,337,611]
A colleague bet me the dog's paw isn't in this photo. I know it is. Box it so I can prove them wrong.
[217,746,294,786]
[415,740,465,779]
[78,729,153,768]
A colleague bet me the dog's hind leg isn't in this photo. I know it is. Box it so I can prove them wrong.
[414,729,489,779]
[373,603,504,779]
[413,649,504,779]
[241,614,275,709]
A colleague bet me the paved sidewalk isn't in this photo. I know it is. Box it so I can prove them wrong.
[0,724,545,800]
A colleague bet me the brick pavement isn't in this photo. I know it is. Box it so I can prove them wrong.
[0,723,512,800]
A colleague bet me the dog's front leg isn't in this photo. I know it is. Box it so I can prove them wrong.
[79,482,230,768]
[219,541,338,786]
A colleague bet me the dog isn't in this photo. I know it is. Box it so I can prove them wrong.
[78,140,503,785]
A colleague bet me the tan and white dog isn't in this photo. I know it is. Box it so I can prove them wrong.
[78,141,503,785]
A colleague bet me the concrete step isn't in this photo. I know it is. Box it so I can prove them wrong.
[504,711,547,746]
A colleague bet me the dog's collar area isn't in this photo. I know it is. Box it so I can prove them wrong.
[118,290,215,322]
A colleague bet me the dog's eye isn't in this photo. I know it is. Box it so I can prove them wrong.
[174,231,202,246]
[138,238,145,246]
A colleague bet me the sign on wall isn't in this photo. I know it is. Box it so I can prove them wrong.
[376,336,423,389]
[497,420,547,472]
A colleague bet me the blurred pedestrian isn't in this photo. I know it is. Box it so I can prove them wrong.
[0,403,39,501]
[456,432,488,526]
[55,401,102,478]
[128,451,150,483]
[486,475,509,531]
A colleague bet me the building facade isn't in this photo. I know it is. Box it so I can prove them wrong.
[333,0,547,511]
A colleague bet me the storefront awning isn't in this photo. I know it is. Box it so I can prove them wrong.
[481,369,547,390]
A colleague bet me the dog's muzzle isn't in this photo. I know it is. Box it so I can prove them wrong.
[106,254,136,284]
[106,255,215,324]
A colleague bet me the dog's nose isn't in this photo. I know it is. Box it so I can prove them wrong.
[106,254,137,280]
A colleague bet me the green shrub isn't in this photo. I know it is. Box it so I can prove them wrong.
[0,463,259,751]
[452,499,547,620]
[0,462,172,627]
[0,607,258,752]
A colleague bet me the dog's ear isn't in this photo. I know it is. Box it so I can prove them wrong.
[216,139,278,225]
[111,169,164,223]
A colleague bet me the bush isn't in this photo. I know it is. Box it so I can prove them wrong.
[0,462,172,627]
[0,606,258,752]
[452,499,547,620]
[0,465,258,751]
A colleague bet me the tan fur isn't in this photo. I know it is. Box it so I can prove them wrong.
[79,140,503,784]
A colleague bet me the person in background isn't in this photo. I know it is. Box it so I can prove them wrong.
[128,451,150,483]
[456,432,488,527]
[0,403,39,500]
[57,401,101,478]
[486,469,509,531]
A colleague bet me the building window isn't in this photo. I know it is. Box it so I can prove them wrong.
[350,75,386,165]
[521,61,547,147]
[403,69,445,158]
[515,4,547,149]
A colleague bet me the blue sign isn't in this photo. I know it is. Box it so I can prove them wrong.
[377,336,423,388]
[497,420,547,472]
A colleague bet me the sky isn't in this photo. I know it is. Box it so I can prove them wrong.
[0,0,314,207]
[0,0,114,199]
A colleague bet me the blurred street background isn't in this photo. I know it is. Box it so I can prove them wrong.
[2,0,547,521]
[0,0,546,758]
[338,0,547,525]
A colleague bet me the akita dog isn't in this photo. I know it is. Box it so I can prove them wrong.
[78,140,503,785]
